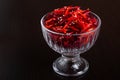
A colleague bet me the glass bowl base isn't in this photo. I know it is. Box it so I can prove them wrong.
[53,55,89,77]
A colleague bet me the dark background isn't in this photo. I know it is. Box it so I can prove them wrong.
[0,0,120,80]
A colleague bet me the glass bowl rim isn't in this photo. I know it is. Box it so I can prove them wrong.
[40,12,101,36]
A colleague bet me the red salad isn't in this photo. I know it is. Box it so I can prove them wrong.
[43,6,99,50]
[44,6,98,34]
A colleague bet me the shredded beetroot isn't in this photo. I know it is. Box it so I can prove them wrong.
[44,6,98,34]
[43,6,98,50]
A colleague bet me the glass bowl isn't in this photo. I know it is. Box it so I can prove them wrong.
[40,12,101,76]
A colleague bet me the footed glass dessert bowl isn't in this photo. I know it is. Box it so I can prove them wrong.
[40,6,101,77]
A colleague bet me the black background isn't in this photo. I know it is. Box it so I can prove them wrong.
[0,0,120,80]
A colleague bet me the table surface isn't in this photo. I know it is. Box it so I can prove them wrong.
[0,0,120,80]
